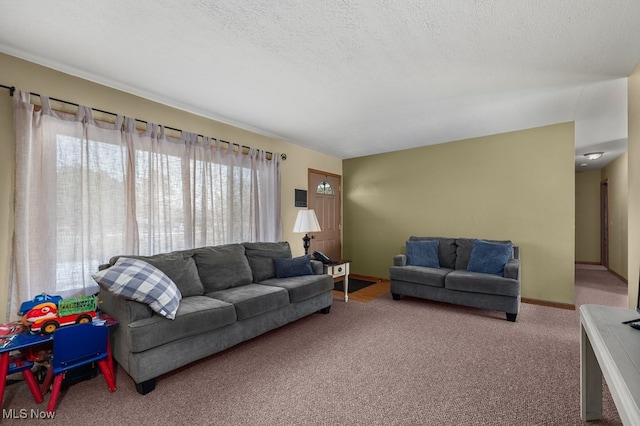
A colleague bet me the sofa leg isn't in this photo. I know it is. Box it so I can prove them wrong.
[135,378,157,395]
[506,313,517,322]
[392,293,401,300]
[318,306,331,314]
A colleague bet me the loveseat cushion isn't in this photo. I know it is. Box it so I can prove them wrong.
[389,265,452,288]
[243,241,292,282]
[260,274,334,303]
[206,284,289,321]
[193,244,253,292]
[444,270,520,298]
[409,237,457,269]
[109,252,205,297]
[127,295,237,353]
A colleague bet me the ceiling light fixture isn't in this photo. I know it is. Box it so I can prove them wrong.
[584,152,604,160]
[580,163,589,167]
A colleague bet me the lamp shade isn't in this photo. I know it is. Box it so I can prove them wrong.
[293,209,321,233]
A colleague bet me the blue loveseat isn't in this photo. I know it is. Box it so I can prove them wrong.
[389,237,521,321]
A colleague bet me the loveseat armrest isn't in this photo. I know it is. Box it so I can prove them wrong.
[393,254,407,267]
[503,258,520,281]
[98,288,154,325]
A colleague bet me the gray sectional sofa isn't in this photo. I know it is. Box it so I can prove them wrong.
[96,241,333,394]
[389,237,521,321]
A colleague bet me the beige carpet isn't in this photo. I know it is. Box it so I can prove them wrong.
[2,264,627,425]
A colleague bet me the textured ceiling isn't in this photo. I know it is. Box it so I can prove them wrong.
[0,1,638,168]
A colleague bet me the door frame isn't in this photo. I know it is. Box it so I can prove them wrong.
[600,179,609,268]
[308,168,342,259]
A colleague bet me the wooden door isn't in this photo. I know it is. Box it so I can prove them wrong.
[308,170,342,261]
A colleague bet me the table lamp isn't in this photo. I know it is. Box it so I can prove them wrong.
[292,209,321,255]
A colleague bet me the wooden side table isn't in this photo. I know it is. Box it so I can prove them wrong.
[324,260,351,302]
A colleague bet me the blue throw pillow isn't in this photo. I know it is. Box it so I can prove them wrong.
[466,240,513,276]
[274,255,314,278]
[406,240,440,268]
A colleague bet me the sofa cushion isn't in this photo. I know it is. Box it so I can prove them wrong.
[467,240,513,276]
[243,241,292,282]
[406,240,440,268]
[109,252,204,297]
[409,237,457,269]
[260,274,334,303]
[274,255,314,278]
[206,284,289,321]
[193,244,253,292]
[92,257,182,320]
[389,265,452,288]
[127,296,237,353]
[455,238,513,270]
[445,270,520,298]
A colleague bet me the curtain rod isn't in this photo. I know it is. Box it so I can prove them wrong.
[0,84,286,160]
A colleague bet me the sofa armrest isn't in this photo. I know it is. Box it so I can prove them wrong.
[310,259,324,275]
[98,288,153,325]
[503,258,520,280]
[393,254,407,267]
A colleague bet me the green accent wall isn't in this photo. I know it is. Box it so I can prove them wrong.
[343,123,576,305]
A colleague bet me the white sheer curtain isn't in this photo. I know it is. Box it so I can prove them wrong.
[10,90,281,319]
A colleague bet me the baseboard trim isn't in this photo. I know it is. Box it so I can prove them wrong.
[607,269,628,284]
[575,261,601,265]
[522,298,575,310]
[349,274,386,283]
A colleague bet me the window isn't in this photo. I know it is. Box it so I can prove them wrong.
[12,92,281,317]
[316,181,334,195]
[55,134,127,292]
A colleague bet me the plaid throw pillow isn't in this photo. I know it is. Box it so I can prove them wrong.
[92,257,182,320]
